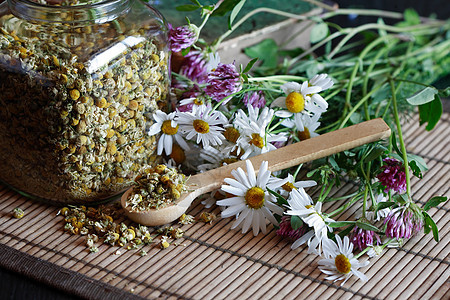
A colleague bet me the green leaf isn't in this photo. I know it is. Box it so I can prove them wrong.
[290,216,303,230]
[181,47,191,56]
[356,222,379,232]
[244,39,278,68]
[338,224,355,238]
[418,94,442,131]
[212,0,242,17]
[423,196,448,211]
[375,201,395,212]
[328,156,340,171]
[176,4,200,12]
[278,48,305,58]
[243,57,258,73]
[228,0,246,30]
[364,145,387,163]
[407,153,428,178]
[406,87,438,105]
[267,188,288,206]
[241,73,249,84]
[404,8,420,25]
[423,212,439,242]
[377,18,387,38]
[328,221,355,228]
[391,132,403,158]
[349,111,362,124]
[310,23,329,44]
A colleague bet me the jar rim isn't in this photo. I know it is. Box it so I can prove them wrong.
[7,0,131,23]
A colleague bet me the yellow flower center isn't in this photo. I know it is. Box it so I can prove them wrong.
[249,133,264,149]
[193,98,204,105]
[222,157,239,165]
[282,182,296,192]
[335,254,351,274]
[224,127,240,143]
[193,119,210,134]
[161,120,178,135]
[305,204,313,209]
[170,144,185,164]
[297,127,311,141]
[245,187,265,209]
[285,91,305,113]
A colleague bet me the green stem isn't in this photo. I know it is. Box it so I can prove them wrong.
[389,78,412,198]
[338,82,385,129]
[248,75,307,84]
[328,194,361,218]
[354,246,371,259]
[327,22,445,60]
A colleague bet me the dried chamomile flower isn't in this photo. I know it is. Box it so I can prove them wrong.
[104,232,120,246]
[160,236,170,249]
[179,213,195,225]
[199,212,216,224]
[139,249,148,256]
[171,228,184,239]
[89,246,99,253]
[12,207,24,219]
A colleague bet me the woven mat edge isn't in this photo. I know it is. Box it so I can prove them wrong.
[0,243,145,300]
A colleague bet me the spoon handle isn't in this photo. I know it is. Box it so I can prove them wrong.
[185,118,391,198]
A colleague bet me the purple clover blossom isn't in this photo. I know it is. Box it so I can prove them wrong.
[243,91,266,108]
[168,23,197,53]
[276,216,307,241]
[377,158,407,193]
[205,62,242,104]
[384,205,424,239]
[350,225,381,251]
[179,51,209,84]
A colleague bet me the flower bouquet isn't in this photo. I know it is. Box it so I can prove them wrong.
[152,0,449,285]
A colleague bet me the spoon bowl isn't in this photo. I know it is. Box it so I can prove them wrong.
[121,118,391,226]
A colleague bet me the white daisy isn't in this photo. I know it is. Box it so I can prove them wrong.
[217,160,288,236]
[234,106,287,159]
[272,75,332,118]
[178,97,207,107]
[318,235,370,285]
[197,144,239,172]
[281,113,321,141]
[309,73,334,91]
[147,110,189,156]
[206,51,221,72]
[367,194,391,222]
[271,173,317,198]
[285,188,334,255]
[177,104,228,148]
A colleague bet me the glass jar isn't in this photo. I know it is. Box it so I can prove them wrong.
[0,0,170,204]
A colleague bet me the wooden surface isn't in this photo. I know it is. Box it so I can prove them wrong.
[0,110,449,299]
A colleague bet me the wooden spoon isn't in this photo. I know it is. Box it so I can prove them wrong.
[121,118,391,226]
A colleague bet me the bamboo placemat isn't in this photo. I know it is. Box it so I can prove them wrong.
[0,109,449,300]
